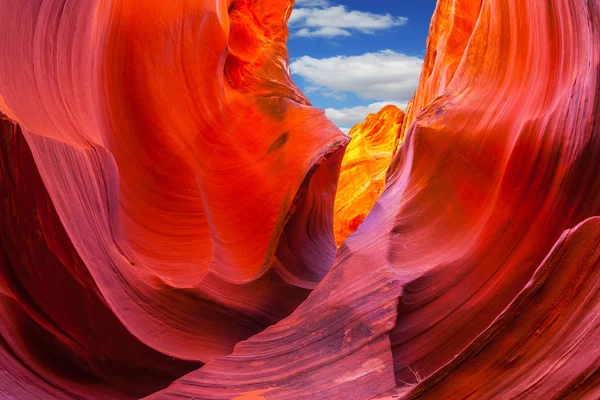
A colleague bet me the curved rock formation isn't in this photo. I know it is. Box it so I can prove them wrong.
[398,216,600,399]
[334,105,404,245]
[0,0,346,398]
[1,0,600,399]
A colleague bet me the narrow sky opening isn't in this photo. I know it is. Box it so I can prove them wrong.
[287,0,437,133]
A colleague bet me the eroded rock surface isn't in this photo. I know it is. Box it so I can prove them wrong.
[1,0,599,399]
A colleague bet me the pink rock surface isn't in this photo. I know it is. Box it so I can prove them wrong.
[1,0,600,399]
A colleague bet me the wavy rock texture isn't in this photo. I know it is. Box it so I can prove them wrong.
[334,105,404,245]
[0,0,346,398]
[1,0,600,399]
[395,216,600,399]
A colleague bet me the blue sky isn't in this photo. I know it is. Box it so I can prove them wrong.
[287,0,437,132]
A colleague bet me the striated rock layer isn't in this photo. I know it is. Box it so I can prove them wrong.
[334,105,404,245]
[0,0,346,398]
[1,0,600,399]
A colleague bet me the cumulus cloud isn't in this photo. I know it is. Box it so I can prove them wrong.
[294,0,331,6]
[289,5,418,130]
[290,50,422,101]
[289,4,407,38]
[325,101,408,129]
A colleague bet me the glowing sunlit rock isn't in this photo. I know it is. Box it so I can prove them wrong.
[333,105,404,245]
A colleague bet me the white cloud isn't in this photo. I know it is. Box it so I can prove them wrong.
[296,26,351,37]
[290,50,422,101]
[325,101,407,128]
[289,5,407,38]
[294,0,330,6]
[289,5,418,130]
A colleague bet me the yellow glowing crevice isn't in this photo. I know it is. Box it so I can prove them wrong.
[333,105,405,246]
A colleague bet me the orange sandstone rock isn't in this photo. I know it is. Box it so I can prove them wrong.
[0,0,346,397]
[152,1,600,399]
[1,0,600,399]
[334,105,404,245]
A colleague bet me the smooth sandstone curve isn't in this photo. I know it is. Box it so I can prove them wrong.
[1,0,600,398]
